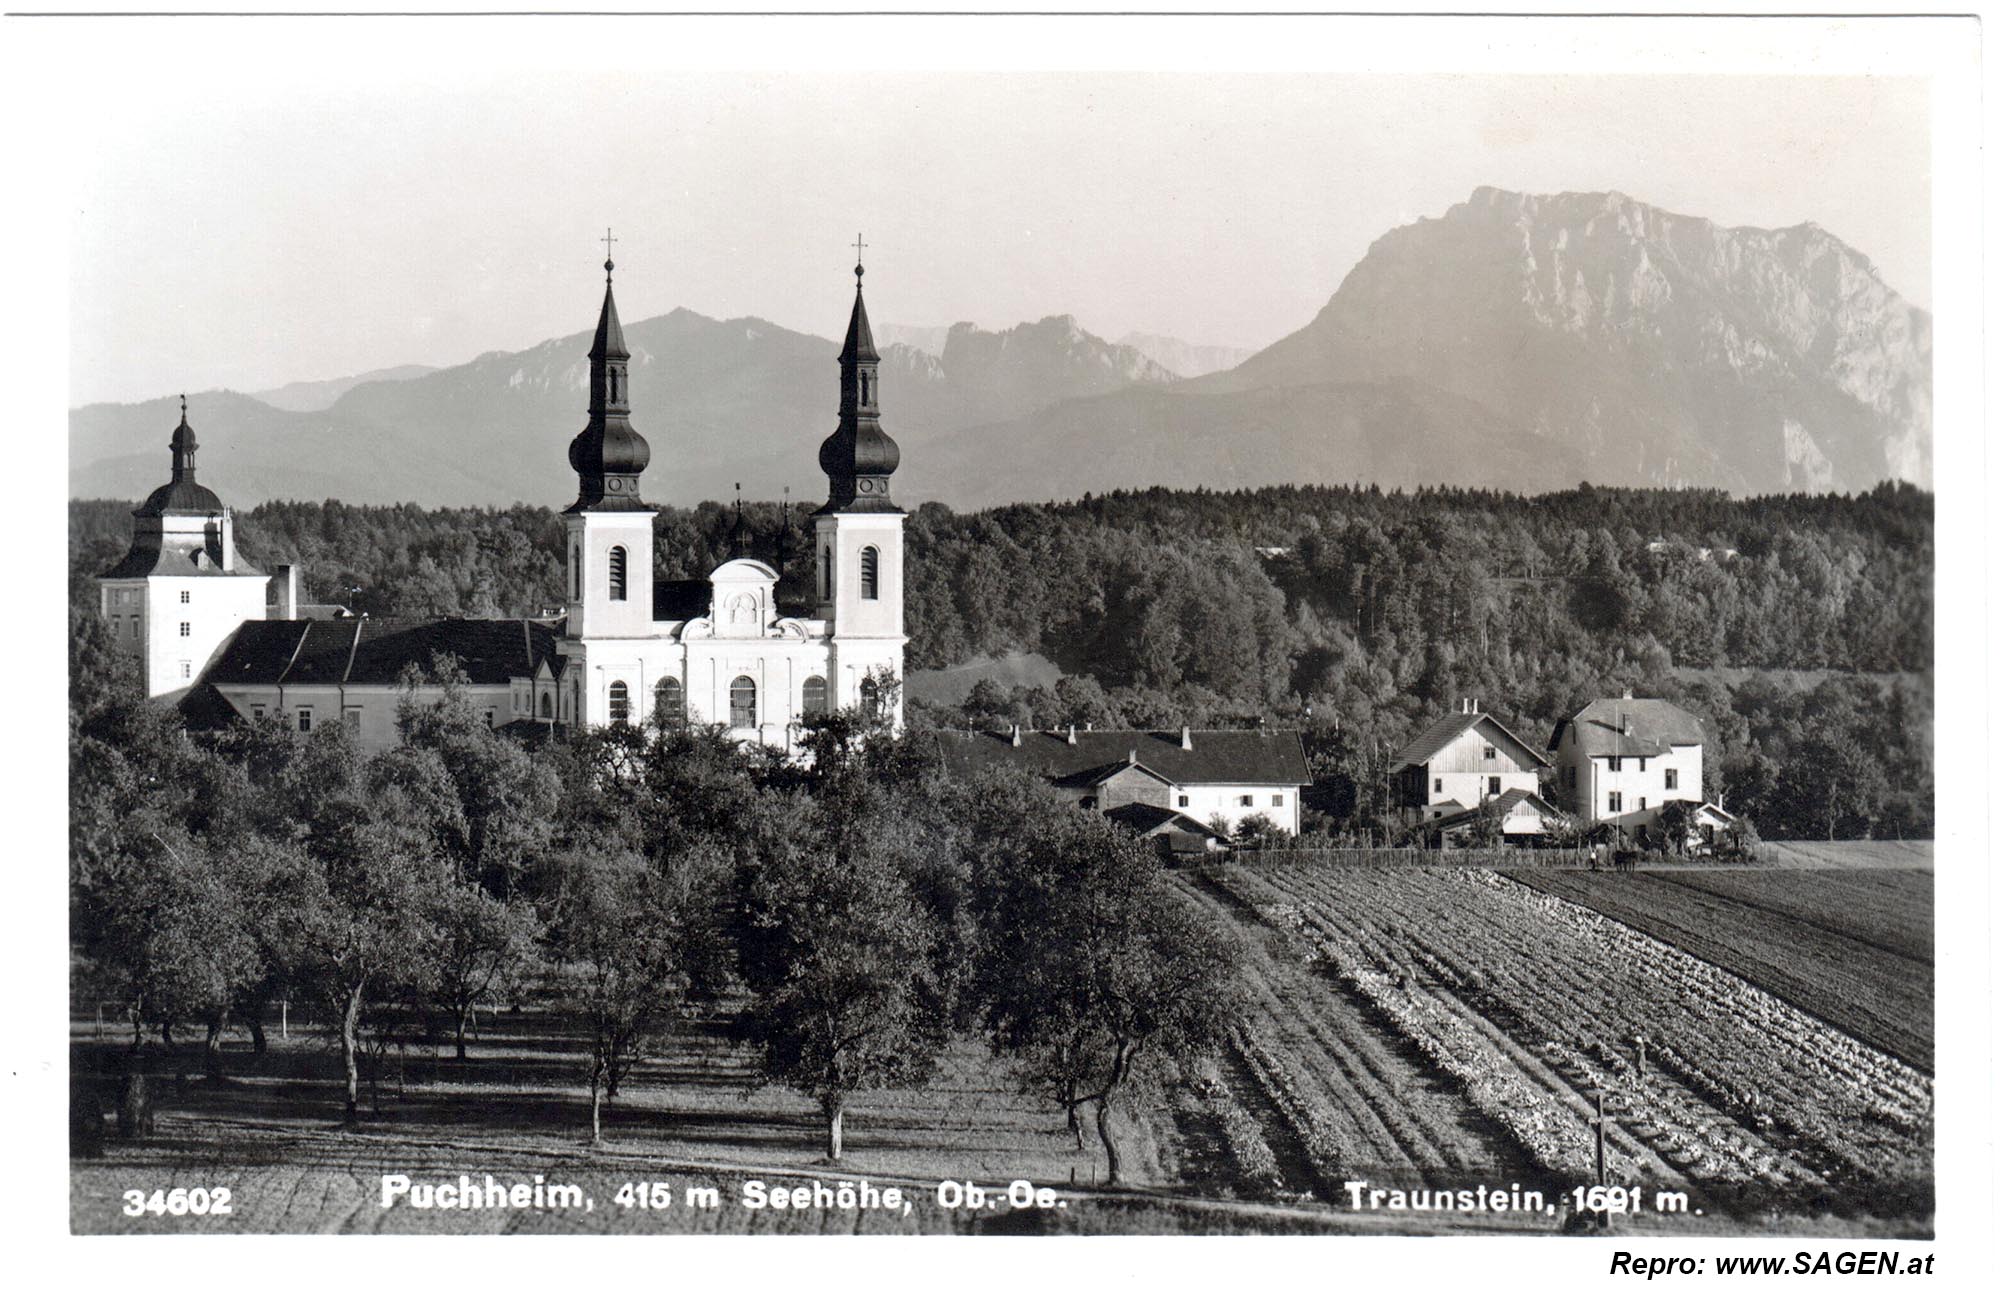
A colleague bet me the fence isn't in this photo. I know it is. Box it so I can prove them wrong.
[1229,844,1597,870]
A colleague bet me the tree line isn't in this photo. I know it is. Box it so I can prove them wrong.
[69,626,1238,1175]
[68,478,1933,840]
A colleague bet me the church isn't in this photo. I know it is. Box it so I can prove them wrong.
[99,250,908,754]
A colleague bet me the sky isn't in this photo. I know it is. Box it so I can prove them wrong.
[51,20,1934,408]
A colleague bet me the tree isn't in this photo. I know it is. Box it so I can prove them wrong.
[544,844,729,1143]
[429,881,540,1061]
[973,797,1242,1182]
[733,791,952,1160]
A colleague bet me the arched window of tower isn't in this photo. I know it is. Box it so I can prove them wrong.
[572,545,582,601]
[730,675,757,729]
[860,546,880,601]
[860,675,882,722]
[609,546,627,601]
[822,548,833,600]
[608,680,630,725]
[803,675,828,716]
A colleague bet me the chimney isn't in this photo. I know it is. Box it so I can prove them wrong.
[1009,724,1021,748]
[1622,686,1634,700]
[1128,747,1138,765]
[1620,712,1633,737]
[1180,725,1193,751]
[1066,724,1077,745]
[271,564,300,620]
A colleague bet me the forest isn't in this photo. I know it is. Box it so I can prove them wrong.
[68,480,1934,839]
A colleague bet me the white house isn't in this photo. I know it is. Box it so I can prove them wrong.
[933,726,1313,837]
[109,253,909,754]
[1391,700,1552,824]
[1548,692,1705,828]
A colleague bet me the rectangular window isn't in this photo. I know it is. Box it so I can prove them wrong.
[1271,794,1284,807]
[483,709,496,729]
[1638,757,1648,773]
[343,707,363,727]
[1639,797,1648,811]
[297,709,313,733]
[1488,776,1501,795]
[179,661,191,680]
[1238,794,1253,807]
[1607,756,1622,773]
[179,622,191,638]
[1665,768,1679,790]
[1482,744,1496,760]
[179,591,190,604]
[129,620,140,639]
[251,706,265,722]
[1607,791,1623,813]
[1433,777,1443,794]
[1177,795,1189,808]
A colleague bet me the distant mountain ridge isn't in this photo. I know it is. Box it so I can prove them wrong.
[1117,332,1254,379]
[71,188,1930,509]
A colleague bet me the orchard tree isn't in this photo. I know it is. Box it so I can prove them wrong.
[544,843,729,1143]
[734,792,953,1160]
[973,798,1241,1183]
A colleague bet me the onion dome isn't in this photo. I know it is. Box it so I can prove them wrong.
[135,395,224,516]
[566,255,652,512]
[817,253,902,513]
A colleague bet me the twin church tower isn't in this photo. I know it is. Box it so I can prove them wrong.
[100,248,908,751]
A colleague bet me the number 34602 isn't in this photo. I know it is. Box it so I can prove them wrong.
[122,1187,232,1217]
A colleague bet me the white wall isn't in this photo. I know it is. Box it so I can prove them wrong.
[141,574,269,700]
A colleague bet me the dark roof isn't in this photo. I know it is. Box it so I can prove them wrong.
[99,531,263,580]
[1391,710,1550,772]
[934,729,1312,788]
[1429,788,1569,834]
[1553,697,1706,759]
[591,276,628,359]
[839,280,878,364]
[176,681,243,733]
[135,479,224,516]
[204,617,563,688]
[654,578,711,622]
[1104,803,1226,839]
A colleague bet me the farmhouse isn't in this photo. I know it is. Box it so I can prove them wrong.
[101,252,908,753]
[1391,700,1551,825]
[933,727,1311,838]
[1548,692,1704,828]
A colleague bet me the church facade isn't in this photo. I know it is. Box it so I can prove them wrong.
[102,252,908,754]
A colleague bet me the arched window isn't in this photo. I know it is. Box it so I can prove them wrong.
[860,546,880,601]
[608,546,627,602]
[821,547,833,599]
[729,675,757,728]
[802,675,828,716]
[859,674,882,721]
[571,544,581,600]
[608,681,630,725]
[539,691,553,720]
[654,677,683,724]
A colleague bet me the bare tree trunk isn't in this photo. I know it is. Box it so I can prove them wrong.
[1095,1097,1122,1185]
[247,1012,267,1057]
[341,983,363,1124]
[455,1005,470,1061]
[825,1094,844,1161]
[1066,1102,1084,1151]
[589,1064,604,1145]
[203,1006,228,1080]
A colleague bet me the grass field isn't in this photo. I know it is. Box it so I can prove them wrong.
[1509,869,1932,1071]
[1752,841,1933,870]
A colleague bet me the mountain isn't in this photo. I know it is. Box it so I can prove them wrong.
[249,364,437,413]
[1117,332,1255,380]
[1189,187,1930,492]
[875,323,953,356]
[69,310,1176,508]
[903,376,1565,507]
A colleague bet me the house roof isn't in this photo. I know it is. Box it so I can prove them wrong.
[1391,710,1551,772]
[176,681,243,732]
[204,617,564,689]
[1103,802,1226,839]
[1430,788,1570,834]
[100,532,264,580]
[933,728,1311,788]
[1553,697,1706,759]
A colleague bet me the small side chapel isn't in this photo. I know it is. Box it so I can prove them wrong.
[103,248,909,754]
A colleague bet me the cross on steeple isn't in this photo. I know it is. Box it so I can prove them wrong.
[179,393,186,420]
[853,233,867,281]
[602,227,618,278]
